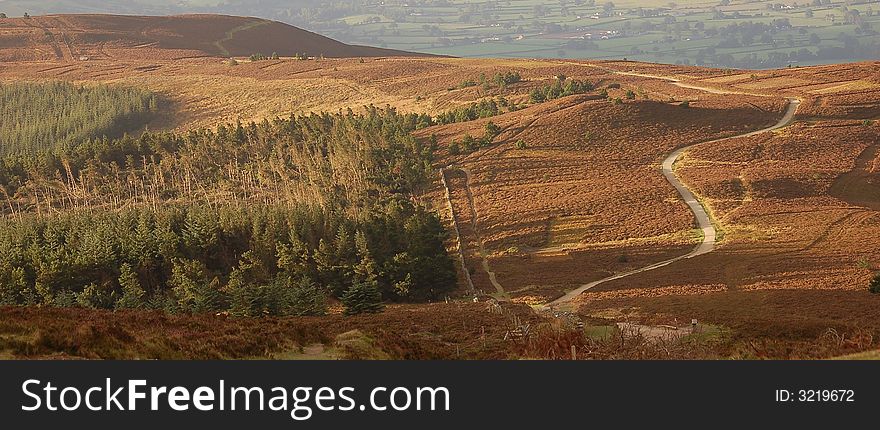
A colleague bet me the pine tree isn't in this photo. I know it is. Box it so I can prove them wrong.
[274,276,327,316]
[115,263,145,309]
[76,283,112,309]
[183,209,219,253]
[353,230,378,285]
[276,237,311,277]
[0,266,29,305]
[314,238,348,296]
[225,268,258,317]
[341,279,384,315]
[169,258,222,313]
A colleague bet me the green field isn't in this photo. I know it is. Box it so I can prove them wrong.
[317,0,880,68]
[274,0,878,69]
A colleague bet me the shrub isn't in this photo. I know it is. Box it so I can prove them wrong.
[484,121,502,140]
[435,98,502,124]
[515,139,527,149]
[681,100,691,108]
[870,273,880,294]
[448,142,461,155]
[583,131,593,142]
[529,77,594,104]
[461,134,479,152]
[493,71,522,88]
[76,283,113,309]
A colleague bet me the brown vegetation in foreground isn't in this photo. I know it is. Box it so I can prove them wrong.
[3,302,873,360]
[0,303,537,360]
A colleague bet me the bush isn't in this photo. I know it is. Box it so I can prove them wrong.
[583,131,593,143]
[681,100,691,108]
[529,77,594,104]
[484,121,502,140]
[514,139,527,149]
[493,71,522,88]
[461,134,479,152]
[870,273,880,294]
[448,142,461,155]
[76,283,113,309]
[435,98,502,124]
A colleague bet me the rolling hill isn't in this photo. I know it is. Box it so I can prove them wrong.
[0,14,428,61]
[0,10,879,359]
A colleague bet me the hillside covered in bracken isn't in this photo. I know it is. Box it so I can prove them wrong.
[1,13,879,360]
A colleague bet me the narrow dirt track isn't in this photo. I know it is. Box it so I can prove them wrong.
[546,74,801,307]
[438,64,801,306]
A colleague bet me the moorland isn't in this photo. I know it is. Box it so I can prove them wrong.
[0,13,878,360]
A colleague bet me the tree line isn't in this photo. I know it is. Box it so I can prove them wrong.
[0,104,457,315]
[0,202,456,315]
[0,105,437,219]
[0,82,157,157]
[529,76,595,103]
[436,77,597,126]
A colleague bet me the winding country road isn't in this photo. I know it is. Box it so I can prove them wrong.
[547,85,801,307]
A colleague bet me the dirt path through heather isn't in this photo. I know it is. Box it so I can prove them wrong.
[545,66,801,307]
[440,63,800,306]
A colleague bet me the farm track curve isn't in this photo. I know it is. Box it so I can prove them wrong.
[438,64,801,306]
[546,74,801,307]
